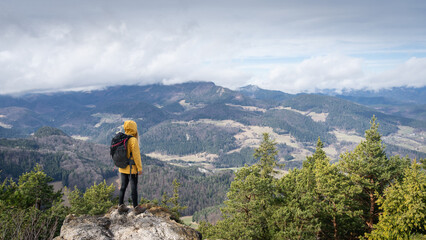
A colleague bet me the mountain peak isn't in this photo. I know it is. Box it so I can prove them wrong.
[239,85,261,93]
[34,126,68,138]
[238,85,294,101]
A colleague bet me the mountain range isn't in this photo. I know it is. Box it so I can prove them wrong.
[0,82,425,170]
[1,81,425,216]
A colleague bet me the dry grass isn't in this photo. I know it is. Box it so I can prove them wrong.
[71,135,90,141]
[233,124,299,149]
[0,121,12,129]
[225,104,267,113]
[165,119,308,163]
[174,119,300,152]
[277,107,329,122]
[91,113,125,128]
[332,129,365,143]
[291,149,314,162]
[383,126,426,153]
[307,112,328,122]
[146,152,219,162]
[323,146,339,158]
[178,100,205,111]
[146,120,424,171]
[181,216,199,228]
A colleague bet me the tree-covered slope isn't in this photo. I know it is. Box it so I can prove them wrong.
[0,127,234,216]
[0,82,424,168]
[282,94,424,135]
[0,131,114,189]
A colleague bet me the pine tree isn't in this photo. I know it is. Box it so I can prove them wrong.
[269,138,326,239]
[169,178,187,218]
[13,164,62,209]
[366,160,426,240]
[269,137,365,239]
[0,165,68,240]
[271,167,321,240]
[202,133,279,239]
[68,180,116,215]
[253,133,281,178]
[338,116,410,232]
[313,138,364,239]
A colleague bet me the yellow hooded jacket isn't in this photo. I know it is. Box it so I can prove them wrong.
[119,120,142,174]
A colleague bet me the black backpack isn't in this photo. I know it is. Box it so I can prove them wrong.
[110,132,134,170]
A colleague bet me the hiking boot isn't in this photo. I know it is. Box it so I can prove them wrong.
[118,204,129,214]
[133,205,147,215]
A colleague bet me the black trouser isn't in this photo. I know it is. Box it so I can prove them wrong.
[119,172,138,207]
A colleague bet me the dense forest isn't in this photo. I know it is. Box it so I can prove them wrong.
[1,117,425,239]
[1,82,425,177]
[0,127,115,189]
[138,156,234,216]
[199,117,426,240]
[141,121,240,155]
[0,127,234,216]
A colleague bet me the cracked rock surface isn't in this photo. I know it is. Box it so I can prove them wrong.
[54,206,202,240]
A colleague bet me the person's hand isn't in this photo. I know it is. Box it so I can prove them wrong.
[138,170,142,175]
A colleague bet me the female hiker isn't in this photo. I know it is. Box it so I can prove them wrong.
[118,120,144,213]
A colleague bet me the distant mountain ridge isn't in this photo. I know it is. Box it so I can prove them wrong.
[321,87,426,122]
[0,81,425,169]
[238,84,426,122]
[238,85,294,102]
[2,82,423,218]
[324,86,426,105]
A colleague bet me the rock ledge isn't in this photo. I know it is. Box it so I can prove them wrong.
[54,205,201,240]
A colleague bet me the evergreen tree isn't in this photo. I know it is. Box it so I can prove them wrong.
[313,138,364,239]
[169,178,188,218]
[68,180,116,216]
[253,133,281,177]
[270,138,325,239]
[202,133,279,239]
[270,138,365,240]
[13,164,62,209]
[0,165,68,240]
[271,166,321,240]
[420,158,426,170]
[366,160,426,240]
[160,178,188,218]
[199,118,420,239]
[338,116,410,232]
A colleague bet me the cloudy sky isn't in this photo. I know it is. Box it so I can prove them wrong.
[1,0,426,94]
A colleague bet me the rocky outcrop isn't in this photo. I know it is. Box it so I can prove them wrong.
[54,205,202,240]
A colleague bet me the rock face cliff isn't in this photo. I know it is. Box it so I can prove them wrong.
[54,205,202,240]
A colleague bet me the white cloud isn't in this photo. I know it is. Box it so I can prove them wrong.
[369,57,426,89]
[0,0,425,94]
[254,55,426,93]
[259,55,364,93]
[0,17,253,94]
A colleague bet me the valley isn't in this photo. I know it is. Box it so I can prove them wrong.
[0,81,425,218]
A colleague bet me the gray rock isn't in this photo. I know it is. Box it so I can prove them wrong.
[54,206,202,240]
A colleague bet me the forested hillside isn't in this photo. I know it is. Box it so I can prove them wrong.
[200,118,426,240]
[0,127,114,189]
[0,126,234,216]
[317,86,426,122]
[139,156,233,215]
[0,82,424,170]
[0,82,425,222]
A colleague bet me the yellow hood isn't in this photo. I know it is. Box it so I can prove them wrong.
[124,120,138,138]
